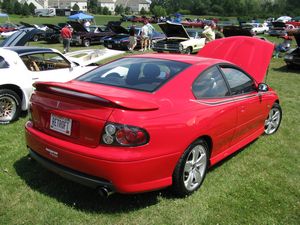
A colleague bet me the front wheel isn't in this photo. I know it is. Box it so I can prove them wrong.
[185,47,192,55]
[0,89,21,124]
[83,39,91,47]
[172,139,209,197]
[264,102,282,135]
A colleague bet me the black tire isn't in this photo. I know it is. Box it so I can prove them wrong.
[185,47,192,55]
[32,35,39,42]
[0,89,22,124]
[172,139,209,197]
[83,39,91,47]
[264,102,282,135]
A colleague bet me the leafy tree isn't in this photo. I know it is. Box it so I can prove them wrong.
[72,3,80,11]
[21,2,30,16]
[151,5,166,17]
[115,4,124,15]
[97,6,102,14]
[102,6,110,15]
[14,1,22,15]
[124,6,131,14]
[28,2,36,15]
[140,7,147,15]
[88,0,98,14]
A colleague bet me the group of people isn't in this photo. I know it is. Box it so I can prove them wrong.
[128,20,155,52]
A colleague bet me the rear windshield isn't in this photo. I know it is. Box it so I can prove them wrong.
[77,57,190,92]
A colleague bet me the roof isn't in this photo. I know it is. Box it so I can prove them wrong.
[3,46,55,55]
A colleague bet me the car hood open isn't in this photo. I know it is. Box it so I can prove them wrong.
[272,21,286,28]
[0,28,40,47]
[158,21,190,38]
[294,32,300,47]
[108,25,129,34]
[198,36,274,83]
[67,21,88,33]
[43,24,61,31]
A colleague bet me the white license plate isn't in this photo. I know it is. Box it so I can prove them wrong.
[50,114,72,136]
[108,44,112,48]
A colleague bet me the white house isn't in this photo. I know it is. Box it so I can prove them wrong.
[98,0,150,14]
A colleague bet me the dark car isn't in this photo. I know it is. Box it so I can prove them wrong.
[223,25,254,37]
[0,28,42,47]
[44,23,65,43]
[268,21,287,36]
[103,27,165,50]
[19,22,46,41]
[284,32,300,68]
[68,21,121,47]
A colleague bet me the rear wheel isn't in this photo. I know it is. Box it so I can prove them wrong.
[172,139,209,197]
[264,103,282,135]
[185,47,192,55]
[83,39,91,47]
[0,89,21,124]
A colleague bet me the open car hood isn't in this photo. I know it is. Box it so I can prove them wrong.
[108,24,129,34]
[0,28,40,47]
[223,26,253,37]
[158,21,190,38]
[67,21,88,33]
[272,21,286,28]
[43,24,61,31]
[198,36,274,83]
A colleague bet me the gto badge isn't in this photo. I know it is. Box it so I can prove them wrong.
[45,148,58,158]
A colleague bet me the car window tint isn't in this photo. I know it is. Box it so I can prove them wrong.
[77,57,190,92]
[221,67,256,95]
[0,56,9,69]
[193,66,230,98]
[21,52,70,71]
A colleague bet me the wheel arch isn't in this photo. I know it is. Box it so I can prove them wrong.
[0,84,27,110]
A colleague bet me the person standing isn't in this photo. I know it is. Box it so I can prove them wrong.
[146,20,155,50]
[61,24,72,54]
[202,23,215,44]
[140,20,149,51]
[128,25,137,51]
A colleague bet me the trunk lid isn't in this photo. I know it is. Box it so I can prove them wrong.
[294,33,300,47]
[197,36,274,83]
[67,21,88,33]
[31,81,159,147]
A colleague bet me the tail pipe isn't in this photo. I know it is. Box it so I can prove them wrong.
[97,187,114,198]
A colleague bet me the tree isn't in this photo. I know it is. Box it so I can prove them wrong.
[124,6,131,14]
[21,2,30,16]
[14,1,22,15]
[102,6,110,15]
[151,5,166,17]
[115,4,124,15]
[72,3,80,11]
[28,2,36,15]
[140,7,147,15]
[88,0,98,14]
[97,6,102,14]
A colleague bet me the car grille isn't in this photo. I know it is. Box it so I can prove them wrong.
[153,42,180,51]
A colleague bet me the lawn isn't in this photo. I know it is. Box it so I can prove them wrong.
[0,15,299,225]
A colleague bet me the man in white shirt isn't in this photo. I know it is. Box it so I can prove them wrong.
[140,20,149,51]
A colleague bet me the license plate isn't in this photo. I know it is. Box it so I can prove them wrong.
[108,44,112,48]
[50,114,72,136]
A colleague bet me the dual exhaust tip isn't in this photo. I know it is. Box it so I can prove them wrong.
[97,187,114,198]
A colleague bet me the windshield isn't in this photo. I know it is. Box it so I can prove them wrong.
[77,57,190,92]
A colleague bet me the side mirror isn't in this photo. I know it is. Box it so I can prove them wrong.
[258,83,269,92]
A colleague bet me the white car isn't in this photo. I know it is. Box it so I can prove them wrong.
[152,21,206,54]
[0,46,124,124]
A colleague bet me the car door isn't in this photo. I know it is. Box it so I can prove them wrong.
[192,66,238,158]
[220,65,266,145]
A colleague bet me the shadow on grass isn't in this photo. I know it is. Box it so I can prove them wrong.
[14,156,167,213]
[271,64,300,73]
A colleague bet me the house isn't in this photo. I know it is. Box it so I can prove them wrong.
[97,0,116,12]
[98,0,150,14]
[48,0,88,11]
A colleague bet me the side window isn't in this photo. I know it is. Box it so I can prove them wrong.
[192,66,230,98]
[0,56,9,69]
[221,67,256,95]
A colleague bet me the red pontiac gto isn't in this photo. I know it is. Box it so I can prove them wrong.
[25,37,282,197]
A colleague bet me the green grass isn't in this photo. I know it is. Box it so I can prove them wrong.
[0,15,300,225]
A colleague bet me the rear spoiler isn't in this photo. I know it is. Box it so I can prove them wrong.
[33,82,159,111]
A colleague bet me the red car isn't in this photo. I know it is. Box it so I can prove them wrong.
[25,37,281,197]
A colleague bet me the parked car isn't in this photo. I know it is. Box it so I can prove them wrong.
[19,22,47,41]
[0,23,18,33]
[0,46,124,124]
[103,27,165,50]
[152,21,206,54]
[223,25,254,37]
[25,37,281,197]
[268,21,287,36]
[284,32,300,68]
[68,21,119,47]
[44,23,64,43]
[242,23,269,34]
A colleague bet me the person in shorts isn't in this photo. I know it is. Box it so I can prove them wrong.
[140,20,149,51]
[128,25,137,51]
[146,21,155,50]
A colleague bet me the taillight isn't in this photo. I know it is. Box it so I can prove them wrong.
[101,122,149,147]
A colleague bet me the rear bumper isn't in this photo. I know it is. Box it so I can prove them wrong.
[25,121,178,194]
[28,147,115,191]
